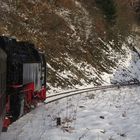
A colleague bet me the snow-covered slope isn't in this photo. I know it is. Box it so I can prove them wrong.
[0,0,138,89]
[47,37,140,94]
[1,85,140,140]
[110,37,140,85]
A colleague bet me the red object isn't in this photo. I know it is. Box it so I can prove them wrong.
[2,117,11,132]
[41,87,46,100]
[23,83,35,103]
[2,82,46,131]
[38,87,46,101]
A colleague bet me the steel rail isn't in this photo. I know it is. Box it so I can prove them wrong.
[45,83,140,104]
[47,86,107,98]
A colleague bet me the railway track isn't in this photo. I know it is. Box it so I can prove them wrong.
[45,83,140,104]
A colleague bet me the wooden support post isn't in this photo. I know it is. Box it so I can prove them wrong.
[56,117,61,126]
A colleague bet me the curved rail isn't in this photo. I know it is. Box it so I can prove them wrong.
[45,82,140,104]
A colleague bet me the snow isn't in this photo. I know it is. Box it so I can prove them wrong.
[1,45,140,139]
[47,40,140,96]
[110,49,140,84]
[1,85,140,140]
[74,0,92,40]
[47,35,140,95]
[55,0,92,42]
[2,36,140,139]
[1,0,140,139]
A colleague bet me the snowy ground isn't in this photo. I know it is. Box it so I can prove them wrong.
[1,85,140,140]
